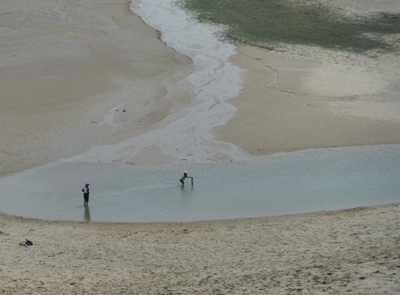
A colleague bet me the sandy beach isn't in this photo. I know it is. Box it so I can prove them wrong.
[0,0,194,177]
[1,204,399,294]
[1,0,399,174]
[1,0,400,293]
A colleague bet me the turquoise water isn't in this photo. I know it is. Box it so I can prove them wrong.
[0,145,399,222]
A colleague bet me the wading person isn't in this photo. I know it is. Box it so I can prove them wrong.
[180,171,192,185]
[82,183,90,207]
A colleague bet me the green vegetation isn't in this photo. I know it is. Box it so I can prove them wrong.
[177,0,400,53]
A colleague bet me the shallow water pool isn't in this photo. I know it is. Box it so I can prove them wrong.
[0,145,399,222]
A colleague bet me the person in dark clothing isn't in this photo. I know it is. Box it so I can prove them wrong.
[82,183,90,207]
[180,171,191,185]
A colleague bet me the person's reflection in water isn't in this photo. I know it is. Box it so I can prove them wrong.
[180,183,194,194]
[84,205,91,222]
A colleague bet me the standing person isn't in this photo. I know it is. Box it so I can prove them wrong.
[180,171,191,185]
[82,183,90,207]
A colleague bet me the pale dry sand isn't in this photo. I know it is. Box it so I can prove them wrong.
[1,0,400,294]
[1,204,399,294]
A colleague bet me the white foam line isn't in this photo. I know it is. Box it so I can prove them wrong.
[65,0,249,165]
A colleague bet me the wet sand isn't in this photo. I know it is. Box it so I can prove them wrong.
[2,0,399,174]
[1,0,400,293]
[0,0,194,177]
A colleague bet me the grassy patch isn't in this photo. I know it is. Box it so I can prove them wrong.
[177,0,400,53]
